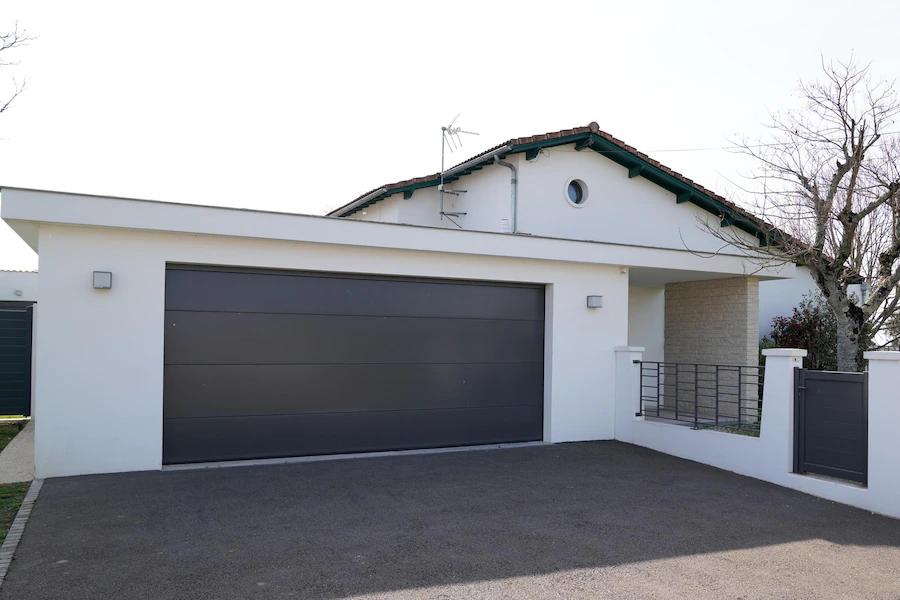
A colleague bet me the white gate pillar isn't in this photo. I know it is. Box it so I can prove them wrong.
[863,351,900,512]
[760,348,807,473]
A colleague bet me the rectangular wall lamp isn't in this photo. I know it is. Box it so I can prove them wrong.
[586,295,603,308]
[93,271,112,289]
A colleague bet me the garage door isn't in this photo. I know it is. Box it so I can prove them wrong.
[0,305,33,417]
[163,266,545,464]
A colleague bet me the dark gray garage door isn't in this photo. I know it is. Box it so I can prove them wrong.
[0,304,33,417]
[163,266,545,464]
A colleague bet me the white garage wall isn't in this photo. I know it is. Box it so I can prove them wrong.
[33,223,629,478]
[627,285,664,362]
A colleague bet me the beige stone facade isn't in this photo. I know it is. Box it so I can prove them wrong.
[664,277,759,367]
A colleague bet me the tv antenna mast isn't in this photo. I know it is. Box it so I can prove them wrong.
[440,114,479,226]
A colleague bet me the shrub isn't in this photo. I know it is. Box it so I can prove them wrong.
[765,293,838,371]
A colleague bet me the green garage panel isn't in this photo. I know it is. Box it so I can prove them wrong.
[163,266,545,464]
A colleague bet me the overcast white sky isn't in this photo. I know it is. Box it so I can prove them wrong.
[1,0,899,271]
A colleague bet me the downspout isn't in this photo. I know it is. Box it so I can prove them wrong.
[494,156,517,233]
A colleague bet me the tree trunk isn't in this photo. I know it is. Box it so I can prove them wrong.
[817,272,866,372]
[834,307,865,372]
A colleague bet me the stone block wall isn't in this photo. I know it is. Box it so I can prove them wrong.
[664,277,759,366]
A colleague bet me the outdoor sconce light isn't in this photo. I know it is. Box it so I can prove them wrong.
[93,271,112,289]
[586,295,603,308]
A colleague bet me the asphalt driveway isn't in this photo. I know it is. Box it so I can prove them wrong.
[2,442,899,599]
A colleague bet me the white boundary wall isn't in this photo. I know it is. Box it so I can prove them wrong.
[616,347,900,519]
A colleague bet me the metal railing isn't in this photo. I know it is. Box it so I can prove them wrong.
[638,361,765,431]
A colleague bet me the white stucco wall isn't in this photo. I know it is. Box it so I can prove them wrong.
[27,222,629,477]
[351,144,763,255]
[627,285,664,362]
[353,163,515,234]
[515,144,762,253]
[353,195,401,223]
[0,270,38,302]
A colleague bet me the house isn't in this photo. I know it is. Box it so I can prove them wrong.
[331,122,817,358]
[0,123,812,479]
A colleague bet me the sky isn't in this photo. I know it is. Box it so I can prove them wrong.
[1,0,899,271]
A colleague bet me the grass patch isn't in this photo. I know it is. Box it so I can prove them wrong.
[0,483,29,545]
[0,422,25,455]
[0,422,31,545]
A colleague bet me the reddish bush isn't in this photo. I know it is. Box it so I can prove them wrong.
[766,294,837,371]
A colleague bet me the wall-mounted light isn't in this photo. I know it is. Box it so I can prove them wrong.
[93,271,112,289]
[586,295,603,308]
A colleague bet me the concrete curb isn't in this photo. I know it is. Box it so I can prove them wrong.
[163,441,551,472]
[0,478,43,588]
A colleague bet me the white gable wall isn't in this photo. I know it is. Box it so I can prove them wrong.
[352,163,515,233]
[350,144,762,256]
[354,195,401,223]
[515,144,761,253]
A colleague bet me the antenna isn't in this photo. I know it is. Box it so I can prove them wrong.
[439,114,479,225]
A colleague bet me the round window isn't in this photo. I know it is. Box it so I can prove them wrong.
[565,179,588,207]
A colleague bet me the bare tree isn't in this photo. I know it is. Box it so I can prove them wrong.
[709,58,900,371]
[0,23,36,119]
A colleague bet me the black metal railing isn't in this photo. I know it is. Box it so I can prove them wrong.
[638,361,765,432]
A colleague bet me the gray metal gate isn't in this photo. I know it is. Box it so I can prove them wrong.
[0,304,33,417]
[794,368,867,484]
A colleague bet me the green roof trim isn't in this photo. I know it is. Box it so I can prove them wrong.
[574,138,594,151]
[339,131,775,246]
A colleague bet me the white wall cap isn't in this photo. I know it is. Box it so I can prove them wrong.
[762,348,808,357]
[614,346,646,353]
[863,351,900,362]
